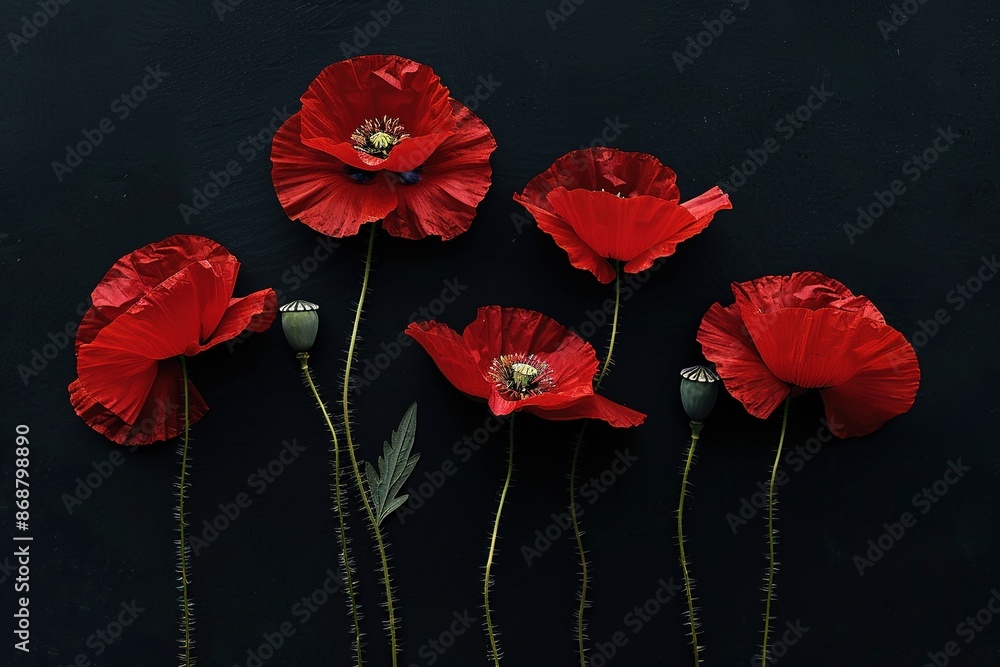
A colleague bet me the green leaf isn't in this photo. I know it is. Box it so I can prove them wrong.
[367,402,420,526]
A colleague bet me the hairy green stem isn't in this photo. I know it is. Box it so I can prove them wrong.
[341,222,399,667]
[569,264,621,667]
[761,398,791,667]
[178,355,193,667]
[595,266,621,387]
[299,352,363,666]
[484,413,515,666]
[678,421,704,666]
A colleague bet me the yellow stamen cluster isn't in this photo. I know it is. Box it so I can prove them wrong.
[351,116,410,158]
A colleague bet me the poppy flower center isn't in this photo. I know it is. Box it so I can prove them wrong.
[351,116,410,158]
[488,353,555,400]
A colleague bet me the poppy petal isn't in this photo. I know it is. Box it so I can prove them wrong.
[547,188,700,262]
[75,353,160,427]
[197,289,278,352]
[697,302,790,419]
[527,394,646,428]
[271,112,399,237]
[405,320,491,399]
[741,306,882,390]
[731,272,886,322]
[587,148,680,199]
[488,390,520,417]
[486,385,609,415]
[77,261,240,424]
[69,359,208,445]
[517,148,680,209]
[819,328,920,438]
[76,235,237,351]
[536,334,600,397]
[623,186,732,274]
[383,99,496,240]
[461,306,577,376]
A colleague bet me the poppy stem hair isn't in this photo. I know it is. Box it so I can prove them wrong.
[340,222,401,667]
[298,352,364,666]
[569,263,621,667]
[484,413,515,666]
[176,354,194,667]
[678,420,704,666]
[760,397,792,667]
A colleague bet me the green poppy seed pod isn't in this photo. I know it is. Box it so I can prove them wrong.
[280,300,320,352]
[679,365,720,422]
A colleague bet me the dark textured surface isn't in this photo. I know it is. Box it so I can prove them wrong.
[2,1,999,665]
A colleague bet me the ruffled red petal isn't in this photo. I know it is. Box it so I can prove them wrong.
[298,55,456,173]
[487,390,520,417]
[697,301,789,419]
[70,359,208,445]
[732,271,886,323]
[741,307,887,389]
[546,188,699,260]
[76,235,236,351]
[77,260,242,424]
[271,112,399,237]
[517,148,680,211]
[383,99,496,240]
[527,394,646,428]
[460,306,583,381]
[404,320,491,399]
[623,186,732,274]
[819,328,920,438]
[486,375,595,417]
[198,290,278,351]
[536,333,601,396]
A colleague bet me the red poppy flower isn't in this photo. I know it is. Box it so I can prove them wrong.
[696,271,920,438]
[513,147,732,283]
[68,235,277,445]
[271,54,496,240]
[406,306,646,427]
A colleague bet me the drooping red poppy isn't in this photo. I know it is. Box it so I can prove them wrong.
[69,235,277,445]
[696,271,920,438]
[406,306,646,427]
[271,54,497,241]
[513,147,732,283]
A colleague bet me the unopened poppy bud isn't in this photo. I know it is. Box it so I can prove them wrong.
[679,365,720,422]
[280,300,320,352]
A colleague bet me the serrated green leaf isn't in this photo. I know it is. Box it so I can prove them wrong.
[380,495,409,518]
[367,402,420,526]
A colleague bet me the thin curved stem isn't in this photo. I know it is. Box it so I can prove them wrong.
[595,264,622,389]
[569,264,621,667]
[678,421,704,666]
[300,353,363,666]
[178,355,193,667]
[484,413,515,666]
[341,222,399,667]
[761,398,791,667]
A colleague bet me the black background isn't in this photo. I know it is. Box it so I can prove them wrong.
[2,1,999,665]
